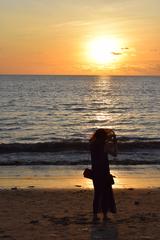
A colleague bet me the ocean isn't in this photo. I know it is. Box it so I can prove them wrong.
[0,75,160,166]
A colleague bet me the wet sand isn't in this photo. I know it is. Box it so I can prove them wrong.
[0,165,160,189]
[0,188,159,240]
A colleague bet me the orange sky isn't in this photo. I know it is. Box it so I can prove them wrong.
[0,0,160,75]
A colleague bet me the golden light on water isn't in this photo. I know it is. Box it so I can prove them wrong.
[0,167,160,189]
[85,36,124,66]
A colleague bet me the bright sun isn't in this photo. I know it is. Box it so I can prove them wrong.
[86,37,123,65]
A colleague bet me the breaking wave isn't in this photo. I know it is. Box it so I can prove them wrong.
[0,139,159,153]
[0,138,159,166]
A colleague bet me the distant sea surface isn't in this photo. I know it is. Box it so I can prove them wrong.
[0,75,159,166]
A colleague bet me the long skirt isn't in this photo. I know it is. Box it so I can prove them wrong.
[93,177,116,214]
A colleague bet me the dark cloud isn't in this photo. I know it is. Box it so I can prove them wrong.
[111,47,130,56]
[112,51,122,55]
[121,47,129,50]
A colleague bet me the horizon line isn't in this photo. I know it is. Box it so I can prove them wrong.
[0,74,160,77]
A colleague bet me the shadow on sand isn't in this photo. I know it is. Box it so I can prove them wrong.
[90,221,118,240]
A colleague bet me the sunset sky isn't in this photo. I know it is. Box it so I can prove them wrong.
[0,0,159,75]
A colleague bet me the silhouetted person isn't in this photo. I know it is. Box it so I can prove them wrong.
[90,128,117,221]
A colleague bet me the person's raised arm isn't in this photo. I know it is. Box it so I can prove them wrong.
[104,137,117,157]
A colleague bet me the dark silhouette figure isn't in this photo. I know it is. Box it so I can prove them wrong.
[90,128,117,221]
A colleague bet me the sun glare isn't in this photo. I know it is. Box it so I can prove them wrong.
[86,37,123,65]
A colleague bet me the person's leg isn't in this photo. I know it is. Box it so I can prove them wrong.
[102,186,117,220]
[108,186,117,213]
[93,181,101,221]
[93,189,100,215]
[101,186,109,220]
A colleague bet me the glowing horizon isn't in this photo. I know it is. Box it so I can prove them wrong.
[0,0,159,75]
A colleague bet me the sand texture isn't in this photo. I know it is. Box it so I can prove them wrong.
[0,188,159,240]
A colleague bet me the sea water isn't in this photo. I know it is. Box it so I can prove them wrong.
[0,75,159,166]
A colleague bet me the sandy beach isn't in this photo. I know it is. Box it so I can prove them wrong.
[0,188,159,240]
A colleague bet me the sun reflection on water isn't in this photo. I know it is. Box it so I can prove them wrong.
[0,165,159,190]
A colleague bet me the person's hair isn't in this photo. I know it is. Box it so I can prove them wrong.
[90,128,116,143]
[90,129,106,141]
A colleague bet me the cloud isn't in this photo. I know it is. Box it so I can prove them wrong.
[111,47,130,56]
[121,47,129,50]
[116,62,160,75]
[53,20,95,29]
[112,51,122,55]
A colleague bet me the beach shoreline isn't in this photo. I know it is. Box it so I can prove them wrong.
[0,163,159,239]
[0,188,159,240]
[0,164,159,190]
